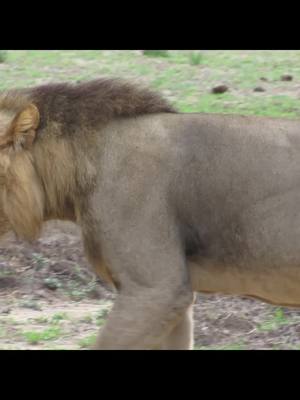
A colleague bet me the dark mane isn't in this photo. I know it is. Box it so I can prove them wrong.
[25,78,177,132]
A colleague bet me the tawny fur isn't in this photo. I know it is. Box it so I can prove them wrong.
[3,78,300,349]
[0,78,176,241]
[0,79,190,349]
[2,151,44,240]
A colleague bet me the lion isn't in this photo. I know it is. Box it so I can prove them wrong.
[1,78,300,349]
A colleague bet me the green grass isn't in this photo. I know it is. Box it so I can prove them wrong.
[258,308,291,332]
[96,317,105,327]
[1,50,300,118]
[78,334,97,349]
[189,51,203,65]
[195,342,246,350]
[143,50,169,58]
[80,314,94,324]
[23,326,62,344]
[95,303,112,326]
[286,344,300,350]
[0,50,7,63]
[32,253,49,269]
[51,312,69,324]
[43,277,62,290]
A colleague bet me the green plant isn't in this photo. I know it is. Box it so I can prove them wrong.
[0,51,7,63]
[78,334,97,349]
[44,277,62,290]
[51,312,68,324]
[80,314,93,324]
[258,308,288,332]
[23,326,62,344]
[189,51,202,65]
[32,253,49,269]
[23,331,41,345]
[143,50,169,58]
[195,341,246,350]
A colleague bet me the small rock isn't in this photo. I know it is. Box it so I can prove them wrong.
[211,85,228,94]
[0,276,17,289]
[43,278,59,290]
[281,74,293,81]
[254,86,266,92]
[260,77,268,81]
[1,307,11,314]
[50,262,69,275]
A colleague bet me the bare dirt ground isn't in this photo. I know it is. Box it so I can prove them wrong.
[1,222,300,350]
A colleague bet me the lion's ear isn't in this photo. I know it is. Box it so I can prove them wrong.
[10,104,40,149]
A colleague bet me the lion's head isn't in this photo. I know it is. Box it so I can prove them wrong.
[0,100,43,240]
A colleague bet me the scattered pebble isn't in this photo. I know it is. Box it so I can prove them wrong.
[281,74,293,81]
[260,77,268,81]
[1,307,11,314]
[211,85,228,94]
[254,86,266,92]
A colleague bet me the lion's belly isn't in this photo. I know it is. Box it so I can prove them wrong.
[186,187,300,307]
[188,259,300,307]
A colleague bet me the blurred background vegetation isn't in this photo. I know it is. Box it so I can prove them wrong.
[1,50,300,118]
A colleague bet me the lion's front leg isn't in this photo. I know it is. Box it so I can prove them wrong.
[90,210,193,350]
[157,294,195,350]
[93,286,193,350]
